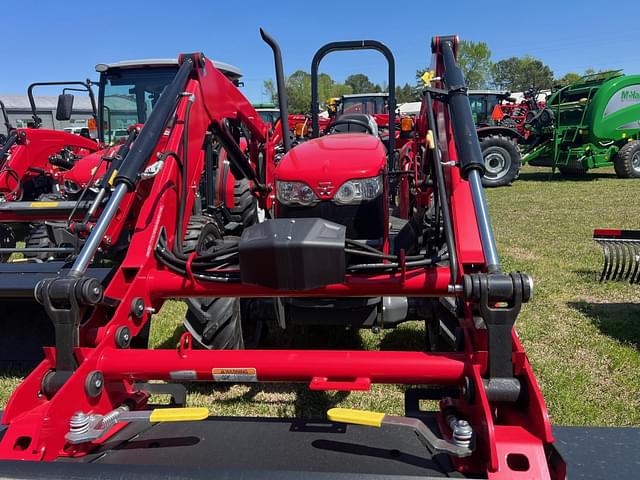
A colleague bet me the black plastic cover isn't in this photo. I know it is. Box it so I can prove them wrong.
[239,218,345,290]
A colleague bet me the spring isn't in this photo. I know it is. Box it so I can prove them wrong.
[68,411,90,435]
[446,413,473,449]
[97,405,129,430]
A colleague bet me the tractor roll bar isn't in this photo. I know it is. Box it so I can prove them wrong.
[311,40,396,153]
[260,28,291,153]
[70,56,196,276]
[437,37,500,272]
[27,81,98,128]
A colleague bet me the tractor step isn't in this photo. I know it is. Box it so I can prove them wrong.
[593,229,640,283]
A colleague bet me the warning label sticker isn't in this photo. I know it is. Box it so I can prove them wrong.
[212,368,258,382]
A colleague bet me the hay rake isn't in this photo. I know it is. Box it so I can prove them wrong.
[593,229,640,283]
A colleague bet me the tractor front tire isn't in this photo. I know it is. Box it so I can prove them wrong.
[24,224,52,261]
[182,216,244,350]
[480,135,522,187]
[229,177,258,228]
[614,141,640,178]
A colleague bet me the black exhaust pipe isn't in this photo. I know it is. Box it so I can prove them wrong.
[260,28,291,153]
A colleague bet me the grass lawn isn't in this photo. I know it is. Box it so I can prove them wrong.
[2,165,639,426]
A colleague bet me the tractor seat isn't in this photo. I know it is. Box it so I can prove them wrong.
[332,114,379,136]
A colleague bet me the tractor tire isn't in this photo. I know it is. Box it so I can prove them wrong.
[480,135,522,187]
[614,141,640,178]
[0,225,16,262]
[228,177,258,228]
[24,224,52,261]
[558,165,589,176]
[182,216,245,350]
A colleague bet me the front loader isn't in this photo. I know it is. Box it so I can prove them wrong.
[0,31,570,479]
[0,59,247,365]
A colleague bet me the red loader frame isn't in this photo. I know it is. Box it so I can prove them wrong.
[0,33,564,479]
[0,82,100,202]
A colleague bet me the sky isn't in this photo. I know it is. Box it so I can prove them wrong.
[1,0,638,102]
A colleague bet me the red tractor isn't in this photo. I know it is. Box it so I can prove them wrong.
[0,81,100,203]
[0,30,570,479]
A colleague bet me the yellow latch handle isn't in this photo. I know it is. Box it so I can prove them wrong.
[149,407,209,422]
[426,130,435,150]
[327,408,385,427]
[421,70,436,85]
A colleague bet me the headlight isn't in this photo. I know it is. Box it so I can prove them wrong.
[276,181,319,207]
[333,175,382,205]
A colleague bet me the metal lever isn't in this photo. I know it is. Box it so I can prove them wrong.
[327,408,473,458]
[65,406,209,444]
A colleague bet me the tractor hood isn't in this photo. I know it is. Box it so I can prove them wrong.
[275,133,386,198]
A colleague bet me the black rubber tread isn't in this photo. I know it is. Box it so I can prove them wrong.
[479,134,522,187]
[182,216,244,350]
[24,224,52,261]
[0,225,16,262]
[228,177,258,228]
[558,165,589,176]
[614,140,640,179]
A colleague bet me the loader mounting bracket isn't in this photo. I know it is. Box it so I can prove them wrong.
[464,272,532,402]
[35,276,103,397]
[424,86,468,104]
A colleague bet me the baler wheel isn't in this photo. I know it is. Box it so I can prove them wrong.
[182,216,246,350]
[479,135,521,187]
[614,140,640,179]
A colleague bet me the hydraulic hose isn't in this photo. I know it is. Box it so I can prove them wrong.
[440,39,501,272]
[114,58,194,191]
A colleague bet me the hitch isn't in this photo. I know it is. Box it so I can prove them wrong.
[464,272,533,402]
[35,276,103,397]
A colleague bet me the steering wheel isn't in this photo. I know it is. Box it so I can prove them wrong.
[327,118,374,135]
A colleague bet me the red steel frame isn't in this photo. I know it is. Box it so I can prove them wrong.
[0,128,98,201]
[0,38,564,480]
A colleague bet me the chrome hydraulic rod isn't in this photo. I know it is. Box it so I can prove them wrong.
[467,170,500,271]
[68,183,127,276]
[439,38,501,272]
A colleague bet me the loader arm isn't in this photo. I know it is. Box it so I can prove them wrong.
[0,35,564,480]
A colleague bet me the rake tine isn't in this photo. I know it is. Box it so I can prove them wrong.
[614,240,627,281]
[630,243,640,284]
[621,242,636,280]
[604,241,618,281]
[614,241,625,281]
[618,242,633,281]
[599,240,610,283]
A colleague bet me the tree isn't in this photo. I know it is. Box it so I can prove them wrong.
[263,71,356,113]
[491,56,554,92]
[395,83,417,103]
[555,72,581,87]
[457,40,493,89]
[345,74,381,93]
[262,79,277,104]
[413,40,492,93]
